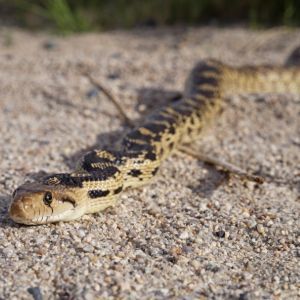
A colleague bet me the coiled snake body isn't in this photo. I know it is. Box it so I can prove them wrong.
[9,55,300,224]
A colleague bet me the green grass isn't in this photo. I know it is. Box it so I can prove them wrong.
[45,0,90,33]
[1,0,300,34]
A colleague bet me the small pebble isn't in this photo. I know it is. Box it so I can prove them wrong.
[77,229,86,238]
[27,287,43,300]
[179,231,189,239]
[42,40,57,50]
[214,230,226,238]
[107,73,120,80]
[86,88,99,99]
[256,224,265,235]
[82,245,94,253]
[247,219,257,229]
[191,260,201,269]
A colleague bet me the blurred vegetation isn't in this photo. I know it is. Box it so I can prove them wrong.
[0,0,300,34]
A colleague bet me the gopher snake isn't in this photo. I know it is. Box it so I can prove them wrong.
[9,53,300,225]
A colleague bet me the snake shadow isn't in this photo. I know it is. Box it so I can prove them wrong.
[63,87,182,168]
[63,87,228,198]
[187,163,229,198]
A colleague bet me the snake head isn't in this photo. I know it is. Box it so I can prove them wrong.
[9,180,85,225]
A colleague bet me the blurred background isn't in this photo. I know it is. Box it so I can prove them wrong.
[0,0,300,34]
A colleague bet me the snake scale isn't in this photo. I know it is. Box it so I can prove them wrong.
[9,50,300,225]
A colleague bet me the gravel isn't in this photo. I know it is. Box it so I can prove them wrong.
[0,26,299,299]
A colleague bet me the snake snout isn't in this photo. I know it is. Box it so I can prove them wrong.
[9,199,27,223]
[9,195,36,224]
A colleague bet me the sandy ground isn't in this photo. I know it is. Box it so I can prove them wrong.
[0,26,299,299]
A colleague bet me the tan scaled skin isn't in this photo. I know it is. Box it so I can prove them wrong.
[9,57,300,225]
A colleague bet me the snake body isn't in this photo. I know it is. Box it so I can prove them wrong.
[9,57,300,224]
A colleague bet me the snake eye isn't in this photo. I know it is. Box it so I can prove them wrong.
[43,192,53,206]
